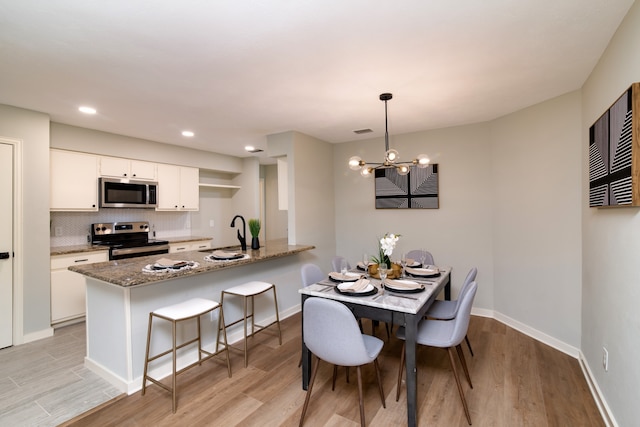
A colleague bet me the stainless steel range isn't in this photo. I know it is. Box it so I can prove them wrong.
[91,221,170,260]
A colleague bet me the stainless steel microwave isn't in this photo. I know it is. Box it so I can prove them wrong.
[99,177,158,208]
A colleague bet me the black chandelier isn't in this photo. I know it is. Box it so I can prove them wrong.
[348,93,429,177]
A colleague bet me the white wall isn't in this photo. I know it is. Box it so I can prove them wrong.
[0,104,51,341]
[581,1,640,425]
[263,164,288,241]
[334,124,495,307]
[491,91,583,348]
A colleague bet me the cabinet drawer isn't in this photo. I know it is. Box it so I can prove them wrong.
[51,251,108,270]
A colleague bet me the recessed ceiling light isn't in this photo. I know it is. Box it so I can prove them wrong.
[181,130,194,137]
[78,106,97,114]
[245,145,264,153]
[354,128,373,134]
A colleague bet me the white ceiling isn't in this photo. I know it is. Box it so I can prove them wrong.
[0,1,634,160]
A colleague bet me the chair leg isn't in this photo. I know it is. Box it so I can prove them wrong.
[346,366,350,383]
[332,364,338,391]
[299,355,321,427]
[447,347,472,425]
[356,366,365,427]
[465,334,474,357]
[374,358,386,408]
[456,344,473,389]
[396,342,406,402]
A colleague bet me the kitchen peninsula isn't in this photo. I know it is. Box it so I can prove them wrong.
[69,240,314,393]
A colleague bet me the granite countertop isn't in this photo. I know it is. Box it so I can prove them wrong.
[50,236,212,256]
[68,240,315,287]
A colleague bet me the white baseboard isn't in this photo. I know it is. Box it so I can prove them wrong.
[22,326,54,344]
[578,352,618,427]
[491,310,580,358]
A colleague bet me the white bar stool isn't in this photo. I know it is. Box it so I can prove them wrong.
[141,297,231,413]
[217,281,282,367]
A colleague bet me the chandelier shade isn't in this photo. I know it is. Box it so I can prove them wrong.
[348,93,429,177]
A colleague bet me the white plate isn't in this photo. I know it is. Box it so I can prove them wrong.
[329,271,361,282]
[384,279,423,291]
[337,282,374,293]
[405,266,439,276]
[406,261,421,267]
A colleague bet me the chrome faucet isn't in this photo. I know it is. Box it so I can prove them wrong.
[230,215,247,251]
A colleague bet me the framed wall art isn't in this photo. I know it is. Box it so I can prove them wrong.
[589,82,640,207]
[375,164,439,209]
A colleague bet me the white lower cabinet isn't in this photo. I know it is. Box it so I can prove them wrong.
[169,240,212,254]
[51,251,108,325]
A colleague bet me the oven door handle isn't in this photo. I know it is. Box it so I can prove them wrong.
[111,244,170,257]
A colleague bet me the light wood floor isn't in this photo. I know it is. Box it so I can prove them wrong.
[62,313,604,427]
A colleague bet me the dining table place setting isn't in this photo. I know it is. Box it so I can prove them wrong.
[334,277,378,297]
[204,250,250,262]
[142,257,200,274]
[382,278,425,293]
[328,271,362,282]
[405,264,441,278]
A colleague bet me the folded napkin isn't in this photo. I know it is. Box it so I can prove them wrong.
[212,250,243,259]
[405,265,439,276]
[340,278,370,292]
[385,279,423,290]
[329,271,361,281]
[155,258,189,268]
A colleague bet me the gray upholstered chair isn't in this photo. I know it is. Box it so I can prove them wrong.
[300,297,386,427]
[331,255,351,272]
[395,281,478,425]
[426,267,477,356]
[406,249,435,266]
[301,263,325,286]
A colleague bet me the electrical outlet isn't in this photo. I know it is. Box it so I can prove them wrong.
[54,227,62,237]
[209,219,215,227]
[603,347,609,371]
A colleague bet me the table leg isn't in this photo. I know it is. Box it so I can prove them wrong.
[301,294,311,390]
[444,274,451,300]
[405,316,418,427]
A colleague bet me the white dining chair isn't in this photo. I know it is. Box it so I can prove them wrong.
[395,281,477,425]
[301,263,325,286]
[426,267,477,356]
[300,297,386,427]
[331,255,351,272]
[406,249,434,266]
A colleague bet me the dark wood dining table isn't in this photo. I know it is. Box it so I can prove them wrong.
[299,267,451,427]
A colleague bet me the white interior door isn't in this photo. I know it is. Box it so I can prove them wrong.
[0,143,14,348]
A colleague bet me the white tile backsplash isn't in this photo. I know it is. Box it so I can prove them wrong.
[50,210,192,246]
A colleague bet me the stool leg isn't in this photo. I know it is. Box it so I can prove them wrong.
[218,306,232,377]
[216,292,226,353]
[141,313,153,396]
[197,315,202,365]
[271,285,282,345]
[243,295,249,368]
[250,295,255,336]
[171,319,177,413]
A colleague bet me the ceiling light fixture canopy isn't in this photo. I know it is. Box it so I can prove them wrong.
[348,93,429,177]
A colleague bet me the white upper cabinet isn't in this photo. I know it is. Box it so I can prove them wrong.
[100,156,157,180]
[50,149,99,211]
[156,164,199,211]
